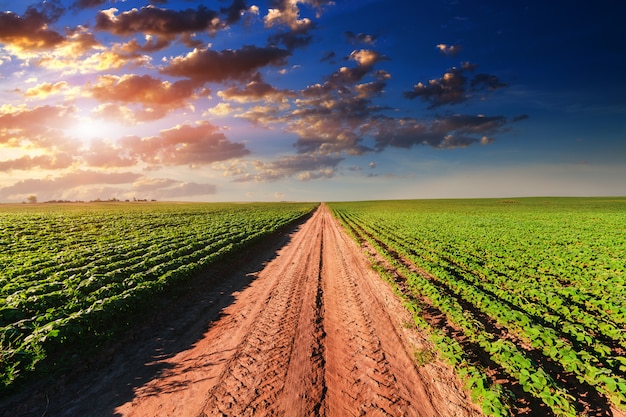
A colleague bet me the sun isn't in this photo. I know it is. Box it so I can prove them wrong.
[65,115,126,143]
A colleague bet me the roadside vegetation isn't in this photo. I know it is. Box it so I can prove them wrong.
[329,197,626,416]
[0,202,317,392]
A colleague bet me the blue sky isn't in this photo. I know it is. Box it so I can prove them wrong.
[0,0,624,202]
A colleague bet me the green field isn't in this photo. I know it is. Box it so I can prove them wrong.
[0,201,317,391]
[328,197,626,416]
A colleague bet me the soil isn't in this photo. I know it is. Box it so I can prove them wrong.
[2,204,481,417]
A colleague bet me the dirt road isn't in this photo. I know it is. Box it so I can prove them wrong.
[4,204,479,417]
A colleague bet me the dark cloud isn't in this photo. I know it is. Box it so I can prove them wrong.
[162,45,291,83]
[94,4,225,50]
[220,0,249,25]
[404,64,508,108]
[233,154,344,182]
[268,31,313,50]
[470,73,508,91]
[95,5,220,36]
[320,51,335,62]
[371,114,508,150]
[70,0,109,11]
[237,51,388,156]
[0,4,66,52]
[218,73,295,103]
[344,31,377,45]
[403,68,468,107]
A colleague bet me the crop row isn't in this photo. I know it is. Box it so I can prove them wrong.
[0,202,317,391]
[329,198,626,416]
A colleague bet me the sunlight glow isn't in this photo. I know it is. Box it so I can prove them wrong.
[65,116,125,142]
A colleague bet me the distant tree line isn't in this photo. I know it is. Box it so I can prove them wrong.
[22,196,158,204]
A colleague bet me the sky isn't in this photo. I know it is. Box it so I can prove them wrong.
[0,0,625,203]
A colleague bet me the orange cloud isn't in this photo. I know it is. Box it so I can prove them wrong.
[0,153,73,172]
[436,43,463,56]
[0,104,76,149]
[88,74,198,121]
[24,81,68,98]
[120,121,250,166]
[80,138,137,168]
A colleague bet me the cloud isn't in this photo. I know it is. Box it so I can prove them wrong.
[0,153,74,172]
[268,31,313,51]
[217,73,295,103]
[120,121,250,166]
[70,0,112,10]
[403,68,468,107]
[204,102,238,117]
[370,114,509,150]
[0,104,75,149]
[233,55,383,157]
[264,0,314,31]
[470,73,509,91]
[263,0,336,50]
[0,170,217,202]
[0,170,142,202]
[232,154,344,182]
[161,45,291,83]
[92,2,255,49]
[131,178,217,199]
[0,5,66,54]
[80,138,138,168]
[344,32,377,45]
[91,103,137,125]
[23,81,69,99]
[88,74,199,121]
[26,26,151,74]
[436,43,462,56]
[220,0,250,26]
[349,49,384,67]
[404,64,508,108]
[320,51,335,62]
[95,5,222,47]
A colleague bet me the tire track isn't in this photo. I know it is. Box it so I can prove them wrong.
[198,208,326,416]
[321,206,436,417]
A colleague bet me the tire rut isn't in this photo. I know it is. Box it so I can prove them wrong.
[322,219,409,416]
[198,209,326,416]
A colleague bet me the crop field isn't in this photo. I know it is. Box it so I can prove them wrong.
[329,198,626,416]
[0,201,317,391]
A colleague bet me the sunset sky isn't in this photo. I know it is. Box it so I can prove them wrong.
[1,0,625,203]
